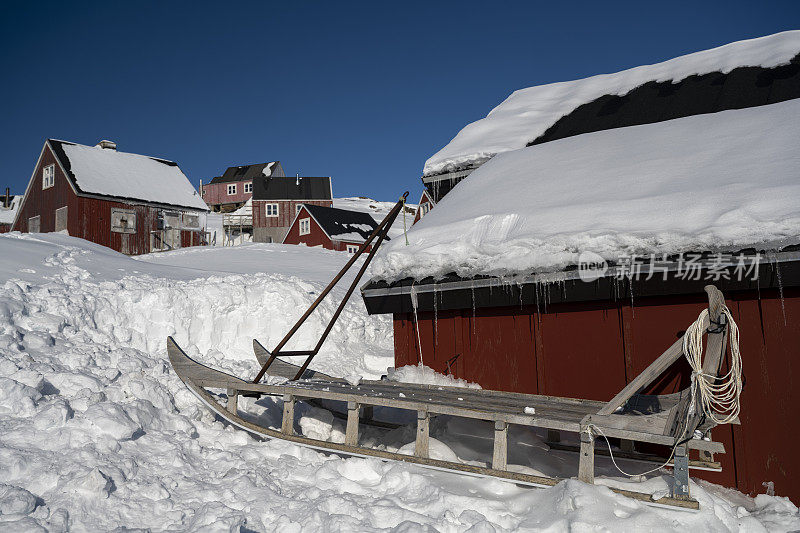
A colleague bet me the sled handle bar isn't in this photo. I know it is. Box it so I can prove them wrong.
[254,191,409,383]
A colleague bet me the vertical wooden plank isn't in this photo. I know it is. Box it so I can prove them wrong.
[281,394,295,435]
[345,401,359,446]
[226,388,238,415]
[578,430,595,483]
[492,421,508,471]
[414,410,429,458]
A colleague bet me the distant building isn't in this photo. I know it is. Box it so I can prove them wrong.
[0,189,20,233]
[12,139,209,254]
[201,161,285,213]
[283,204,383,252]
[412,189,435,225]
[252,175,332,243]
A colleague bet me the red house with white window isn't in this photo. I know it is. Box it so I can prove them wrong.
[11,139,209,254]
[412,189,435,225]
[252,175,332,243]
[201,161,284,213]
[283,204,383,252]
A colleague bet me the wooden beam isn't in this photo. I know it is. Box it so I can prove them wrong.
[597,336,686,415]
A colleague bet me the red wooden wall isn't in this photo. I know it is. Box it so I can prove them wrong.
[13,143,203,255]
[0,224,10,233]
[201,180,252,208]
[253,200,332,230]
[393,288,800,501]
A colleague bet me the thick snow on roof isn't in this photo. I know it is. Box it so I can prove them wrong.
[424,31,800,177]
[333,197,418,240]
[0,195,21,225]
[58,141,208,211]
[372,98,800,282]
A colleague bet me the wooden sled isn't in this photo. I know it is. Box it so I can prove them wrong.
[169,285,736,511]
[168,195,736,510]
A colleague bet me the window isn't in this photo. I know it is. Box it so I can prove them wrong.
[182,213,200,229]
[296,203,304,215]
[227,184,237,195]
[244,182,253,193]
[265,203,279,217]
[42,164,55,189]
[111,208,136,233]
[420,203,431,217]
[299,217,310,235]
[55,206,68,232]
[346,244,360,254]
[28,216,40,233]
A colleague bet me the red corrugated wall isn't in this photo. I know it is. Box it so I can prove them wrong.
[393,288,799,501]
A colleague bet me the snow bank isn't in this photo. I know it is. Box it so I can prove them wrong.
[59,141,208,211]
[1,233,798,530]
[424,30,800,176]
[373,99,800,282]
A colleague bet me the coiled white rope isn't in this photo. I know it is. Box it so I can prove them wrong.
[587,304,742,478]
[682,306,743,425]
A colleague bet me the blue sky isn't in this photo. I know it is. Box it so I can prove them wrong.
[1,1,797,202]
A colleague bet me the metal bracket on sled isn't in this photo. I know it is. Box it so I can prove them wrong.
[671,446,690,499]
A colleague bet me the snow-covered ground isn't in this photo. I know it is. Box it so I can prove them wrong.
[1,233,798,531]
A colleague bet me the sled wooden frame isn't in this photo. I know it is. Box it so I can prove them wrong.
[168,285,734,512]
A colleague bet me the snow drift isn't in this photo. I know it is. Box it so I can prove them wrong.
[0,233,798,531]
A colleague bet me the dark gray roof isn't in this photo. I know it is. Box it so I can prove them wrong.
[254,176,332,201]
[210,161,284,184]
[301,204,384,242]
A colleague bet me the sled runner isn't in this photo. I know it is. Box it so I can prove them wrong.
[168,193,742,511]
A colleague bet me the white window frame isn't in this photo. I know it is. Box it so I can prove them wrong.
[42,164,55,189]
[299,217,310,236]
[227,184,237,195]
[346,244,359,254]
[244,182,252,193]
[420,203,431,216]
[265,203,279,217]
[111,208,137,234]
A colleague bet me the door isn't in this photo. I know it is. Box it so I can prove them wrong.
[28,216,40,233]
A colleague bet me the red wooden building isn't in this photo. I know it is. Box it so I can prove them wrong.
[201,161,284,213]
[411,190,434,225]
[252,175,332,243]
[362,35,800,502]
[283,204,383,253]
[12,139,209,255]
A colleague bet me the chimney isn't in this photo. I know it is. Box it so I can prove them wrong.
[96,140,117,150]
[296,173,300,186]
[199,179,203,197]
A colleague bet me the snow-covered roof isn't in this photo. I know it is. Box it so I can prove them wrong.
[0,195,21,225]
[301,204,382,244]
[372,98,800,282]
[423,31,800,177]
[50,140,208,211]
